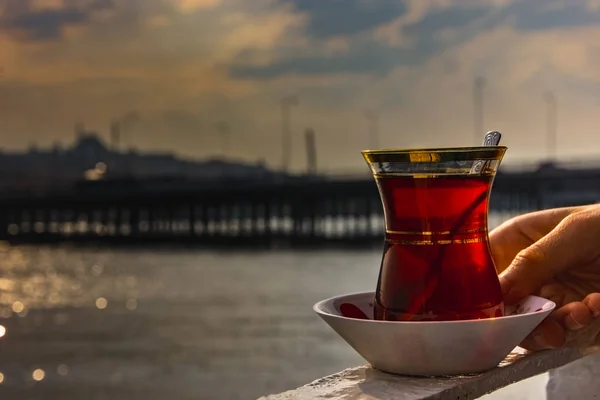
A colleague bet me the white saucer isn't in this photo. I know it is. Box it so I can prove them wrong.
[314,291,555,376]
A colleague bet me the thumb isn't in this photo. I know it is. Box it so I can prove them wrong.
[499,213,586,305]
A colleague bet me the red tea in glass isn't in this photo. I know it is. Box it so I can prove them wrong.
[362,147,506,322]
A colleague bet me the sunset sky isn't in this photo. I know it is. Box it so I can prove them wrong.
[1,0,600,173]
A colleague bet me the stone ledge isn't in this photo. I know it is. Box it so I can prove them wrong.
[261,346,600,400]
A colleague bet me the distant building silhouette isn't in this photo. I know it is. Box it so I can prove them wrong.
[0,131,280,192]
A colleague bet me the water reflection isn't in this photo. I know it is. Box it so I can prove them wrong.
[11,301,24,313]
[57,364,69,376]
[91,264,104,277]
[0,245,378,399]
[95,297,108,310]
[0,247,141,310]
[0,219,515,400]
[32,369,45,382]
[126,298,138,311]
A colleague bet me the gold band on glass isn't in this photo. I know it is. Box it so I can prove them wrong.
[386,237,485,245]
[386,229,487,236]
[362,146,506,164]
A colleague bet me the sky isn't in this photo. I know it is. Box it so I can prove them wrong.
[1,0,600,173]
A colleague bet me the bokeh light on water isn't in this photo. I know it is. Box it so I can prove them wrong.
[0,213,516,399]
[32,369,45,382]
[95,297,108,309]
[0,244,383,399]
[57,364,69,376]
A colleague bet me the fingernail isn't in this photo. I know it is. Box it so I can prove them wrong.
[567,314,585,331]
[532,332,553,349]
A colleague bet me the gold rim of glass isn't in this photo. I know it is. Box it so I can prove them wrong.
[362,146,506,163]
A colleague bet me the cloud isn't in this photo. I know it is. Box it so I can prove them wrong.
[174,0,221,13]
[511,0,600,31]
[2,0,600,170]
[229,41,411,78]
[5,8,87,41]
[289,0,406,39]
[402,4,491,36]
[227,0,600,80]
[228,1,499,79]
[0,0,113,41]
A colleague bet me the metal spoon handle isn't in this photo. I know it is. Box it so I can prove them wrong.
[471,130,502,174]
[483,131,501,147]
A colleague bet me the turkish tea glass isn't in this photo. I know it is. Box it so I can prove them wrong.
[363,146,507,322]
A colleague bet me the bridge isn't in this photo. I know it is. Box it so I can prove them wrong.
[0,163,598,247]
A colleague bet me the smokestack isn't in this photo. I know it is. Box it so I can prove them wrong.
[74,122,85,140]
[304,127,317,175]
[110,120,121,151]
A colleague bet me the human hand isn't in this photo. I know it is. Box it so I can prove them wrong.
[489,204,600,350]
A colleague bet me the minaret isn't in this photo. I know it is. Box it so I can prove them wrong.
[110,120,121,152]
[74,122,85,140]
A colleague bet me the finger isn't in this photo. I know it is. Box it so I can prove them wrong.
[489,219,534,274]
[519,302,591,351]
[499,213,589,304]
[537,282,568,307]
[538,282,584,307]
[551,302,592,331]
[489,207,583,274]
[583,293,600,318]
[520,317,565,351]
